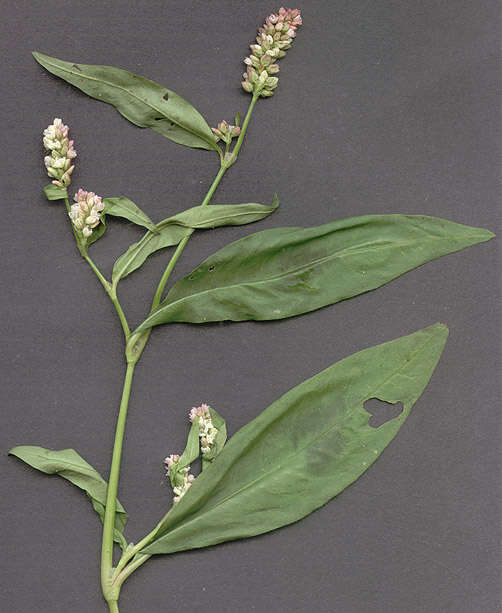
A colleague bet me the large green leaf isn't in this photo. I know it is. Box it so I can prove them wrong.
[141,323,449,555]
[103,197,157,232]
[33,52,218,151]
[112,199,279,284]
[9,446,128,549]
[135,214,494,331]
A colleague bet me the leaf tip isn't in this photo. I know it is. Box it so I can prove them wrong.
[271,193,280,209]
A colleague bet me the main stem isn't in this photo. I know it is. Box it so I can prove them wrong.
[103,94,260,607]
[101,361,135,608]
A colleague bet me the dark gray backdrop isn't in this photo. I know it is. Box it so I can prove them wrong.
[1,1,500,612]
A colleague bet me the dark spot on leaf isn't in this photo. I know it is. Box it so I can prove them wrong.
[188,275,195,280]
[208,265,215,272]
[72,64,82,72]
[163,92,170,101]
[364,398,403,428]
[154,117,164,121]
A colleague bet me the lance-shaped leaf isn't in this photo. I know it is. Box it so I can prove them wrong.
[135,214,494,331]
[141,323,448,555]
[112,224,188,284]
[43,184,67,201]
[112,198,279,284]
[33,52,218,151]
[9,446,128,549]
[168,196,278,230]
[103,197,157,232]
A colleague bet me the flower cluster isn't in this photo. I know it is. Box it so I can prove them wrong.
[189,404,218,454]
[211,120,241,145]
[43,118,77,187]
[68,189,104,239]
[242,7,302,97]
[164,454,195,503]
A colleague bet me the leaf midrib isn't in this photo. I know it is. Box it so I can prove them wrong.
[39,55,214,147]
[151,332,434,546]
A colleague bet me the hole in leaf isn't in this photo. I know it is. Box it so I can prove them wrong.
[154,117,164,121]
[163,92,170,101]
[208,265,215,272]
[364,398,403,428]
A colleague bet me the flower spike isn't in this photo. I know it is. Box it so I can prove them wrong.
[68,189,104,240]
[242,8,302,97]
[43,118,77,187]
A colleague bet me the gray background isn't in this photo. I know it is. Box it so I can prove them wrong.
[1,1,500,612]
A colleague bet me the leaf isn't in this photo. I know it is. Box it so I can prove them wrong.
[9,446,128,549]
[202,407,227,470]
[167,196,278,230]
[112,224,189,284]
[135,214,495,331]
[103,197,157,232]
[169,420,200,490]
[141,323,448,555]
[112,198,278,284]
[43,184,68,201]
[33,52,218,151]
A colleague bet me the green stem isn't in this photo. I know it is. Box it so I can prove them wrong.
[64,198,131,340]
[231,92,259,160]
[111,94,259,592]
[150,93,259,309]
[84,254,131,341]
[113,553,151,589]
[101,362,136,604]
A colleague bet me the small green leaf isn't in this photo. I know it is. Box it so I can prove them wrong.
[112,198,278,284]
[33,52,218,152]
[135,215,494,331]
[141,323,448,555]
[9,446,127,549]
[202,407,227,470]
[103,197,157,232]
[43,184,67,201]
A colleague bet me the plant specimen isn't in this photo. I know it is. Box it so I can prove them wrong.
[8,8,494,612]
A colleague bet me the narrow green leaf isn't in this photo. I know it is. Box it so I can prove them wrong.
[142,323,448,555]
[112,198,278,284]
[202,407,227,470]
[135,215,494,331]
[103,197,157,232]
[33,52,218,151]
[112,225,188,283]
[166,196,279,230]
[9,446,127,549]
[43,184,67,201]
[169,420,200,490]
